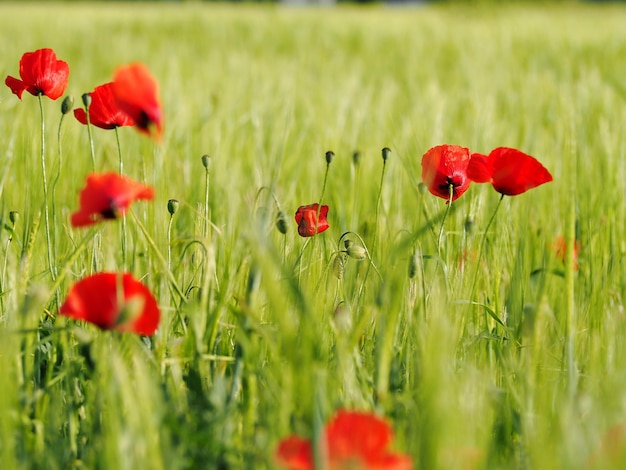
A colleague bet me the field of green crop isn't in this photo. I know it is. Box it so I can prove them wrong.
[1,1,626,468]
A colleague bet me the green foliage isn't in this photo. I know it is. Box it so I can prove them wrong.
[1,2,626,469]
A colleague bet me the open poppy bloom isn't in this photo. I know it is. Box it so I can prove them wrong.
[74,82,135,129]
[467,147,553,196]
[70,172,154,227]
[112,63,163,139]
[276,410,413,470]
[295,203,330,237]
[5,48,69,100]
[60,272,160,335]
[421,144,472,202]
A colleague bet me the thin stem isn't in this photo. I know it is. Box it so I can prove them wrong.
[565,192,577,399]
[114,127,127,268]
[315,161,331,234]
[470,193,505,296]
[373,157,388,254]
[38,96,56,290]
[84,103,95,172]
[130,210,188,308]
[204,164,210,239]
[167,214,174,273]
[437,184,454,256]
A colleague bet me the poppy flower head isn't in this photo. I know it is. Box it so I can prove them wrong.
[70,172,154,227]
[468,147,553,196]
[5,48,69,100]
[276,410,413,470]
[60,272,160,335]
[295,203,330,237]
[74,82,135,130]
[421,144,472,202]
[112,63,163,140]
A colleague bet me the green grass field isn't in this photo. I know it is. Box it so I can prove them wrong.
[1,1,626,468]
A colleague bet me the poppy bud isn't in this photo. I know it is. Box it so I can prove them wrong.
[325,150,335,165]
[382,147,391,162]
[333,303,352,332]
[275,210,288,235]
[201,154,211,170]
[61,95,74,115]
[417,182,428,195]
[9,211,19,226]
[167,199,179,216]
[352,151,361,166]
[344,239,366,260]
[408,253,419,279]
[332,253,345,280]
[81,93,91,108]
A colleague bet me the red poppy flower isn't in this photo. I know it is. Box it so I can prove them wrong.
[60,272,160,335]
[276,410,413,470]
[5,48,69,100]
[421,144,472,202]
[467,147,553,196]
[553,236,581,271]
[70,172,154,227]
[295,203,330,237]
[74,82,135,130]
[111,63,163,139]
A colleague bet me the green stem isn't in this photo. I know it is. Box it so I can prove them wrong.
[470,193,505,296]
[115,127,127,269]
[437,184,454,256]
[84,104,95,172]
[373,157,388,254]
[38,96,56,290]
[565,193,577,399]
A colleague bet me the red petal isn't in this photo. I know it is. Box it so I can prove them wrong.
[18,48,69,100]
[421,144,471,201]
[112,63,163,139]
[73,108,88,125]
[5,75,27,99]
[326,410,393,462]
[489,147,553,196]
[294,204,329,237]
[70,173,155,227]
[467,153,492,183]
[59,273,160,335]
[275,436,314,470]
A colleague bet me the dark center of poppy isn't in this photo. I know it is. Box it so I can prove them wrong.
[100,200,119,220]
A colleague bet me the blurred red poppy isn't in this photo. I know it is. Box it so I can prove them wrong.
[421,144,472,202]
[112,63,163,139]
[74,82,135,130]
[60,272,160,335]
[467,147,553,196]
[295,203,329,237]
[553,236,581,271]
[276,410,413,470]
[70,172,154,227]
[5,48,69,100]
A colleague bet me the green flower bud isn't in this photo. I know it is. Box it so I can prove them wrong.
[9,211,19,226]
[275,210,288,235]
[61,95,74,115]
[332,253,345,280]
[201,154,211,170]
[167,199,179,216]
[325,150,335,165]
[352,151,361,166]
[382,147,391,162]
[81,93,91,108]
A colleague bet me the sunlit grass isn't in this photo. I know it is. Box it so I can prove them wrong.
[1,1,626,468]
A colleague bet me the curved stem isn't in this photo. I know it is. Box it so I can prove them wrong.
[437,184,454,256]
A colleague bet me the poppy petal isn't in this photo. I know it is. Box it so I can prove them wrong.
[421,144,472,201]
[60,272,160,335]
[112,63,163,139]
[489,147,553,196]
[467,153,492,183]
[5,76,28,99]
[275,436,314,470]
[294,203,330,237]
[16,48,69,100]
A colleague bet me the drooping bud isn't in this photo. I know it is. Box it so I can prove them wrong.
[275,210,288,235]
[201,154,211,170]
[9,211,19,226]
[81,93,91,108]
[167,199,179,216]
[344,239,366,260]
[325,150,335,165]
[61,95,74,115]
[352,151,361,166]
[382,147,391,162]
[332,253,345,280]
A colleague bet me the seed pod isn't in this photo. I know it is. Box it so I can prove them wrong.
[9,211,19,226]
[382,147,391,162]
[408,252,419,279]
[352,151,361,166]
